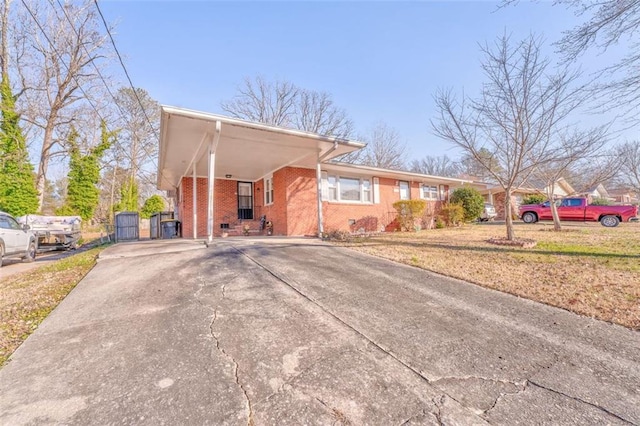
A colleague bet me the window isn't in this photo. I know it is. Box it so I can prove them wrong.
[421,185,439,200]
[399,181,410,200]
[362,179,371,202]
[340,177,361,201]
[264,176,274,205]
[327,175,337,201]
[326,175,372,203]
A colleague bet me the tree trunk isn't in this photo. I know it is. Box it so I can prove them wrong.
[550,198,562,231]
[505,189,515,240]
[544,187,563,231]
[0,0,10,79]
[36,122,55,210]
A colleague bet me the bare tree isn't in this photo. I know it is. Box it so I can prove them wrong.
[222,75,353,138]
[346,122,408,170]
[409,155,461,177]
[18,0,109,210]
[295,89,353,138]
[459,148,502,182]
[616,141,640,195]
[529,127,611,231]
[432,34,587,241]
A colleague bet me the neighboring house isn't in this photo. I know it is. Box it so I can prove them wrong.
[157,106,480,240]
[480,178,578,220]
[577,183,614,203]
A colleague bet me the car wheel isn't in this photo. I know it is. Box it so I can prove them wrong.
[522,212,537,224]
[600,215,620,228]
[24,240,36,263]
[0,244,4,268]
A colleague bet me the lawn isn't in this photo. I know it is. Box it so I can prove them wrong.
[0,246,106,366]
[337,222,640,330]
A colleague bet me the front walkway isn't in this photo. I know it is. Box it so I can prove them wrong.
[1,238,638,424]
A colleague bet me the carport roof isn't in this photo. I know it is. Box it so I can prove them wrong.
[157,106,365,190]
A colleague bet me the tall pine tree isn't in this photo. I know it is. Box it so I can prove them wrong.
[62,122,114,221]
[0,74,39,216]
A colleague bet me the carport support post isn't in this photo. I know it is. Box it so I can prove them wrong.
[207,121,221,243]
[316,160,324,238]
[192,164,197,239]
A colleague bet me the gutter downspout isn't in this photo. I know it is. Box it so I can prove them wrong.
[316,141,339,238]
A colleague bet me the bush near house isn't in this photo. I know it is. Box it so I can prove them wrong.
[439,202,465,227]
[140,195,165,219]
[522,194,546,205]
[450,187,484,222]
[393,200,427,231]
[590,197,613,206]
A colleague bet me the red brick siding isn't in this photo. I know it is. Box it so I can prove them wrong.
[284,167,319,236]
[179,169,449,238]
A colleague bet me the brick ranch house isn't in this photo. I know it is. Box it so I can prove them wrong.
[157,106,479,241]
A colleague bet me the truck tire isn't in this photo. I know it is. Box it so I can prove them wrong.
[522,212,538,224]
[24,240,36,263]
[601,215,620,227]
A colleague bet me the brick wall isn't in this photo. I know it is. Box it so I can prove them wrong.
[284,167,319,236]
[178,169,449,238]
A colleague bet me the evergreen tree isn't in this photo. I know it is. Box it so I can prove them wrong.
[116,176,139,212]
[140,194,165,219]
[0,75,39,216]
[63,122,114,221]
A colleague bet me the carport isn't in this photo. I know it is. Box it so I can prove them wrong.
[157,106,363,241]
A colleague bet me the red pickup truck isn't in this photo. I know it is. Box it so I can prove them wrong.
[519,198,638,227]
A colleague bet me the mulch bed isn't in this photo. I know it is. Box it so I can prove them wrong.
[486,237,537,248]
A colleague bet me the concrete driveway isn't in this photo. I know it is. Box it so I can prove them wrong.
[1,238,639,425]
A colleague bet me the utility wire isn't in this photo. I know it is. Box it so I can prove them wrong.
[48,0,169,190]
[93,0,159,139]
[20,0,166,193]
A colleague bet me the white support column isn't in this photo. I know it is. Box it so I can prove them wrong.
[316,159,324,238]
[192,164,197,239]
[207,121,221,243]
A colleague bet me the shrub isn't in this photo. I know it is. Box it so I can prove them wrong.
[522,194,546,205]
[450,187,484,222]
[590,197,613,206]
[439,202,465,227]
[392,200,427,232]
[140,195,166,219]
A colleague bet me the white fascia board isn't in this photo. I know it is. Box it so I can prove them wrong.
[322,162,477,186]
[160,105,366,150]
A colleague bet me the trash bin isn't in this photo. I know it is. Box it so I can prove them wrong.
[161,219,180,239]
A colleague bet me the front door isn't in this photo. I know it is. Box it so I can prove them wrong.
[238,182,254,220]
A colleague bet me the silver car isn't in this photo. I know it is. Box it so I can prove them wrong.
[0,211,37,267]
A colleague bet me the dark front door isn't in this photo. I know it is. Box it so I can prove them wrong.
[238,182,253,220]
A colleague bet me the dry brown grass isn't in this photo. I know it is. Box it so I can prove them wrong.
[337,222,640,329]
[0,247,105,366]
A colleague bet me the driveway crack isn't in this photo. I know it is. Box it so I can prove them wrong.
[195,275,254,426]
[526,380,633,425]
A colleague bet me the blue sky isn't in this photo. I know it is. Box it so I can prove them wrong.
[99,1,611,162]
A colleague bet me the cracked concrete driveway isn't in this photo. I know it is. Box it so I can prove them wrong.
[1,238,639,425]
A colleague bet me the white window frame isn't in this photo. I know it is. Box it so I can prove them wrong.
[326,174,373,204]
[421,184,439,200]
[264,175,274,205]
[399,181,410,200]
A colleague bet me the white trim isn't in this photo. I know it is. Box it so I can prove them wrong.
[325,173,373,204]
[373,177,380,204]
[264,175,274,206]
[420,184,440,201]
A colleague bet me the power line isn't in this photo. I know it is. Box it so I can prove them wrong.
[48,0,164,190]
[93,0,159,139]
[20,0,166,193]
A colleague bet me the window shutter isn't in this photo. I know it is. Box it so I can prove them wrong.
[373,177,380,204]
[321,171,328,201]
